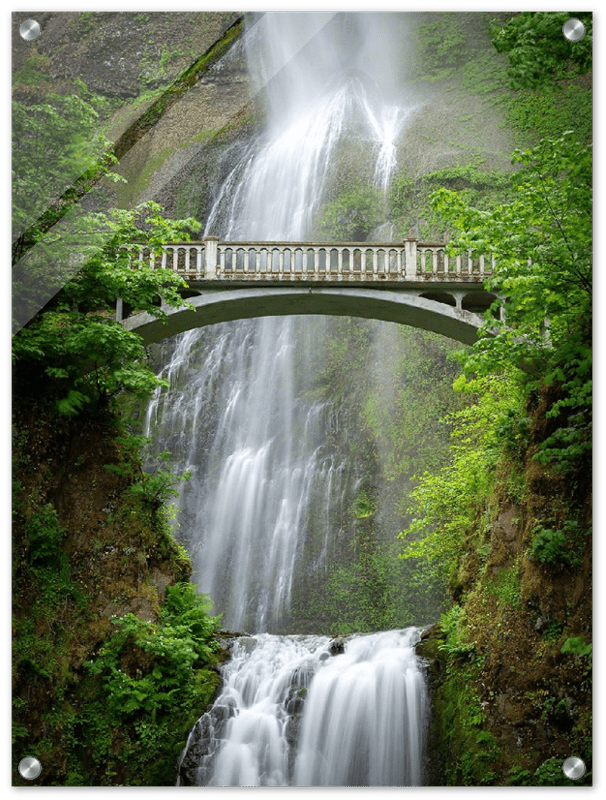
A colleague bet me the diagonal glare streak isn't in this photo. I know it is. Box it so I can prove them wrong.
[12,11,338,335]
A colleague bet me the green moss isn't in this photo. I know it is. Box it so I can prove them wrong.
[353,490,376,519]
[504,83,592,146]
[116,146,173,207]
[434,655,499,785]
[12,55,53,87]
[487,560,522,610]
[413,14,468,81]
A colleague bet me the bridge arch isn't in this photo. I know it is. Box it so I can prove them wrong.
[462,290,499,316]
[419,290,456,308]
[123,286,490,347]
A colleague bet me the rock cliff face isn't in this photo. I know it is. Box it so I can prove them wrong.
[13,11,242,102]
[12,11,250,226]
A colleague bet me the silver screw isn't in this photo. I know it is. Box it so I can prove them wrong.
[18,756,42,780]
[19,19,41,41]
[562,18,586,43]
[562,756,586,780]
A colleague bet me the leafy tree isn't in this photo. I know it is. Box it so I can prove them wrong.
[430,131,591,472]
[399,372,526,591]
[13,202,201,414]
[12,59,119,258]
[489,12,593,91]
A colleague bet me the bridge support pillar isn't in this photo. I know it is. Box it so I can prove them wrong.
[404,238,417,279]
[204,236,220,279]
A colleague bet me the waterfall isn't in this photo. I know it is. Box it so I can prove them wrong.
[146,11,416,632]
[144,12,429,784]
[177,628,427,787]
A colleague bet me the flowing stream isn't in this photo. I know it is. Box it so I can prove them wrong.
[146,12,429,785]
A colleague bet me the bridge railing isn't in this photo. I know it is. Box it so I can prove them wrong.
[124,238,494,281]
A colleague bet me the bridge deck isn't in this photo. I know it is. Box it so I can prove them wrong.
[125,237,495,284]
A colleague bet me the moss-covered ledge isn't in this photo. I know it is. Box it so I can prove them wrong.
[415,624,447,785]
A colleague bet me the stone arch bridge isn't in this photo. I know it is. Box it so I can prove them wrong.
[121,237,500,346]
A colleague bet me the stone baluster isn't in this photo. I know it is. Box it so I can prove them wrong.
[196,245,203,279]
[204,236,219,279]
[404,238,417,279]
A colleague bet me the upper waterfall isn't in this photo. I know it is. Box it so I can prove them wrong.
[146,12,417,633]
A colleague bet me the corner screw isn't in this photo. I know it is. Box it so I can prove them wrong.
[18,756,42,780]
[19,19,41,41]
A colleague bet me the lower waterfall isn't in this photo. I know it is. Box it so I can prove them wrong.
[176,628,428,787]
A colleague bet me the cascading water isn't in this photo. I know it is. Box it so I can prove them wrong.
[177,628,427,787]
[146,11,430,785]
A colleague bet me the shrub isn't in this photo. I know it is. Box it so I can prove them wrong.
[24,505,66,563]
[529,519,583,569]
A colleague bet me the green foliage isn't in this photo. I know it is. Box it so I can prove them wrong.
[126,466,191,513]
[353,489,376,519]
[430,132,592,474]
[389,165,513,241]
[532,756,579,786]
[434,652,499,785]
[80,584,221,784]
[504,83,592,146]
[13,202,201,413]
[23,504,66,563]
[77,12,97,35]
[529,519,584,569]
[399,371,525,590]
[438,605,476,659]
[323,550,410,635]
[413,14,467,81]
[319,183,384,240]
[11,400,217,785]
[12,54,53,86]
[529,526,566,566]
[490,561,521,610]
[561,636,592,661]
[489,12,593,91]
[12,77,118,252]
[540,616,564,644]
[561,636,592,691]
[508,765,532,785]
[86,592,219,711]
[361,328,465,482]
[494,407,532,462]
